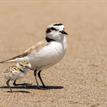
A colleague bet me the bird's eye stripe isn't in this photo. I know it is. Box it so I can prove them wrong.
[50,27,57,31]
[46,27,58,33]
[53,23,63,26]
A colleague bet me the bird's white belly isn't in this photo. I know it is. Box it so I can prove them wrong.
[29,42,66,69]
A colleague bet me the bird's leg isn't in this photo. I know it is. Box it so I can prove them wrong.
[38,70,46,88]
[13,80,17,86]
[13,80,31,87]
[6,79,12,92]
[34,69,39,87]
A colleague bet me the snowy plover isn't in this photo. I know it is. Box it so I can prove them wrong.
[4,61,32,92]
[0,23,68,88]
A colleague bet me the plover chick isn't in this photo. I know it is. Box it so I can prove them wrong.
[4,61,32,92]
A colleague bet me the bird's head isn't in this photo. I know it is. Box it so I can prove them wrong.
[46,23,68,42]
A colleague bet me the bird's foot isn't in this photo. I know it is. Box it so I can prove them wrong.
[42,85,46,89]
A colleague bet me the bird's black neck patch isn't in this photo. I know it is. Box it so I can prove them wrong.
[45,37,56,42]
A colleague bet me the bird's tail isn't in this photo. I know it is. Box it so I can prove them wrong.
[0,57,27,63]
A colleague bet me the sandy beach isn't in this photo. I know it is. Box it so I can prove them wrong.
[0,0,107,107]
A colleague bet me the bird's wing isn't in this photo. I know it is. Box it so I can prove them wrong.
[0,40,48,63]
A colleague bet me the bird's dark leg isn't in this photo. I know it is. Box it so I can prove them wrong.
[13,79,31,87]
[34,69,39,87]
[6,79,12,92]
[13,80,17,86]
[38,70,46,88]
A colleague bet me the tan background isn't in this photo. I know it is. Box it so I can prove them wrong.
[0,0,107,107]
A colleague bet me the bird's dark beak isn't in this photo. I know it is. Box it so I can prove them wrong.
[60,30,68,35]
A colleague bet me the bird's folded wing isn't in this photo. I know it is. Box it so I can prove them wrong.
[0,40,48,63]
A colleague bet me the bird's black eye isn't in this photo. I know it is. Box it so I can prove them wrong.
[46,27,57,33]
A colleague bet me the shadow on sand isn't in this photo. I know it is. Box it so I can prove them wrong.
[0,84,64,93]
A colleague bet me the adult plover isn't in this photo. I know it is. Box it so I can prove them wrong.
[4,61,32,92]
[0,23,68,88]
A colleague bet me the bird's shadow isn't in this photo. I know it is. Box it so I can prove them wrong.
[0,83,64,93]
[6,90,31,93]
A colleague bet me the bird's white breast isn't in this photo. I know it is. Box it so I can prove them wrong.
[29,36,67,69]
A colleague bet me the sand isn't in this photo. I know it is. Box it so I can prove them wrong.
[0,0,107,107]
